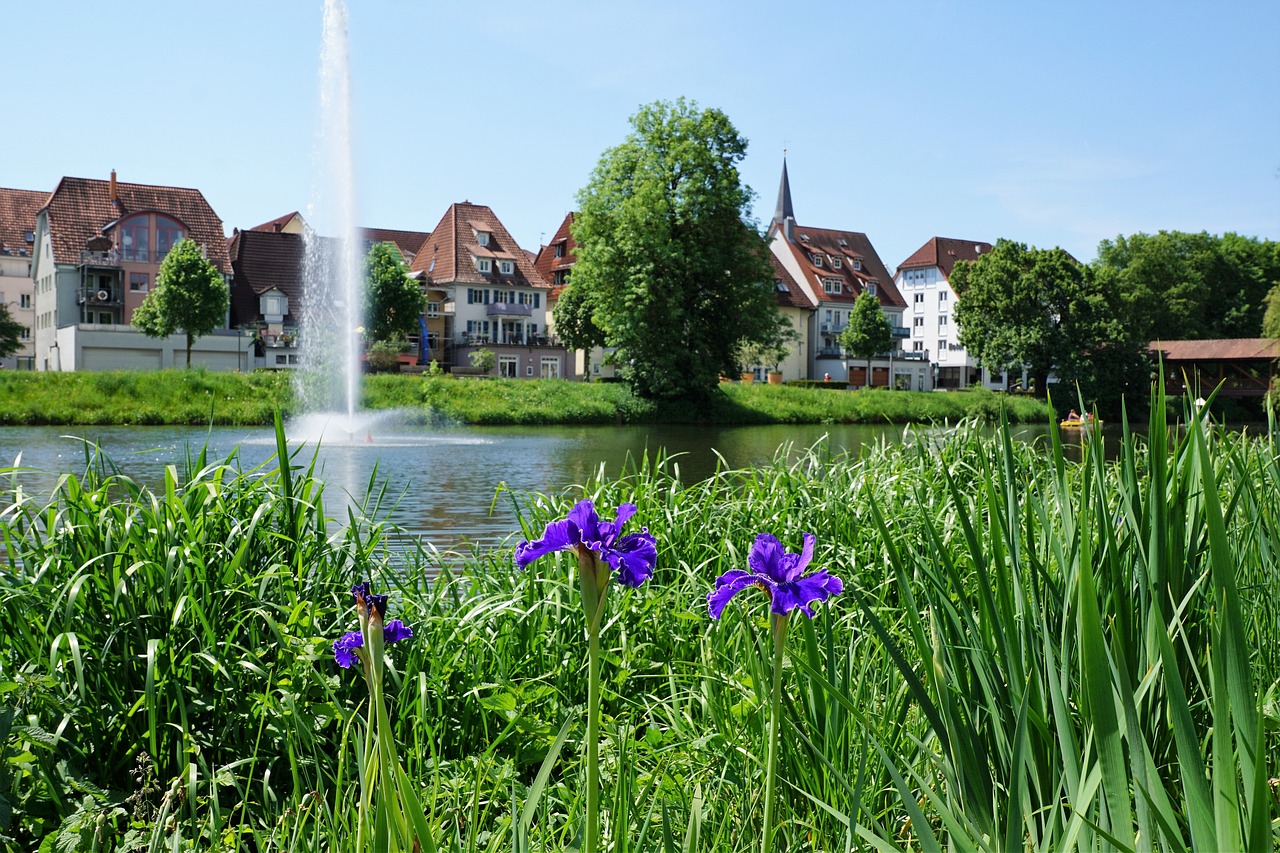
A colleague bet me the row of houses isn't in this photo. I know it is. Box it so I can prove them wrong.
[20,162,1270,396]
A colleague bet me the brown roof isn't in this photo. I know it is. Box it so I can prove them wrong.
[251,211,303,233]
[224,228,336,328]
[533,212,577,282]
[410,201,549,288]
[771,223,906,309]
[897,236,993,278]
[1149,338,1280,362]
[42,175,229,272]
[769,254,815,310]
[0,187,47,258]
[361,227,431,262]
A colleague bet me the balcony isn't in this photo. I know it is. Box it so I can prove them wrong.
[485,302,534,317]
[78,286,120,306]
[820,322,847,334]
[79,250,121,267]
[891,325,910,338]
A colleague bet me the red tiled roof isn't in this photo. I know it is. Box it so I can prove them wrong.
[533,213,577,282]
[250,212,304,233]
[0,187,47,257]
[897,236,993,277]
[410,202,549,289]
[361,226,431,262]
[769,254,814,310]
[42,175,229,272]
[772,223,906,309]
[1149,338,1280,362]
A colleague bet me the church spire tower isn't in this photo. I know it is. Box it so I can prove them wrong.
[774,154,796,242]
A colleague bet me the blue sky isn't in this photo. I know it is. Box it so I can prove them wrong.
[7,1,1277,272]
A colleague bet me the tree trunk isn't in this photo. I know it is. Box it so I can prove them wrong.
[1033,369,1048,399]
[186,333,194,368]
[865,357,872,388]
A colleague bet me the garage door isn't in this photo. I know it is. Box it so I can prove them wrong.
[82,347,163,371]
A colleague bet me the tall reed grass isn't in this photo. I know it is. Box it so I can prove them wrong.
[0,392,1275,850]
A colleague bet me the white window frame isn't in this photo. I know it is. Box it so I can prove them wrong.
[822,278,842,295]
[813,254,823,268]
[476,231,490,247]
[830,256,842,269]
[476,257,492,273]
[425,301,440,318]
[499,259,514,275]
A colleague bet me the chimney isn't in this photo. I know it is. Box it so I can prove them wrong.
[784,216,794,243]
[109,169,118,204]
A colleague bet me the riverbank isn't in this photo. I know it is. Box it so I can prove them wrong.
[0,369,1054,426]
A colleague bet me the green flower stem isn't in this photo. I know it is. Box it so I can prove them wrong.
[577,548,610,853]
[761,612,789,853]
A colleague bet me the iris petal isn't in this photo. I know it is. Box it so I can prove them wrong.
[516,519,578,568]
[382,620,413,644]
[716,533,840,620]
[605,530,658,587]
[333,630,364,668]
[707,569,761,619]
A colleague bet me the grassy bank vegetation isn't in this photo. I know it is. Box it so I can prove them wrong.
[1,396,1276,850]
[0,369,1053,426]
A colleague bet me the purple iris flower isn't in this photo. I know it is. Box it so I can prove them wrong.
[515,499,657,587]
[333,582,414,667]
[708,533,843,619]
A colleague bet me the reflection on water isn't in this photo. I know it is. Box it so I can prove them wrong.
[1,416,1062,552]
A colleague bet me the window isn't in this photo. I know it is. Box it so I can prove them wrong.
[775,281,790,292]
[18,294,31,308]
[425,301,440,318]
[812,254,823,268]
[852,259,862,271]
[499,356,518,378]
[912,341,924,352]
[540,357,561,379]
[866,283,877,296]
[914,293,924,304]
[939,291,949,303]
[19,326,30,340]
[467,288,489,304]
[155,216,184,260]
[554,243,565,258]
[499,260,514,275]
[823,278,842,294]
[121,215,150,262]
[913,316,924,328]
[830,256,842,269]
[938,315,949,328]
[476,231,490,247]
[130,273,149,292]
[476,257,492,273]
[938,339,946,353]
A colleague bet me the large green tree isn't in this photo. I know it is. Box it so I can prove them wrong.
[0,303,22,359]
[132,238,230,366]
[1094,231,1280,341]
[952,239,1147,413]
[1263,285,1280,339]
[840,291,892,387]
[365,242,425,342]
[562,98,776,400]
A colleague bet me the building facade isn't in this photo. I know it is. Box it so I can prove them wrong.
[30,172,234,371]
[894,237,1007,390]
[0,188,45,369]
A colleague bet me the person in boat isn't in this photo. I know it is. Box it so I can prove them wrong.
[1067,409,1080,422]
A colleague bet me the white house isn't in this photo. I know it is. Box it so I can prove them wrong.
[894,237,1016,391]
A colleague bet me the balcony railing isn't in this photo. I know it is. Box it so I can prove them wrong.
[891,325,910,338]
[79,250,120,267]
[79,287,120,305]
[820,322,847,334]
[456,333,562,347]
[485,302,534,317]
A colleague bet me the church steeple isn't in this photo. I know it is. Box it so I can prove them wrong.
[774,156,796,241]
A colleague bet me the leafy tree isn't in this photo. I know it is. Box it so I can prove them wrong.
[468,348,496,375]
[1263,285,1280,339]
[1094,231,1280,341]
[132,239,230,366]
[365,242,425,342]
[0,303,22,359]
[841,292,892,387]
[737,312,799,374]
[567,98,777,400]
[952,238,1147,414]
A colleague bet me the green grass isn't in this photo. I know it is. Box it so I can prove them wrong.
[1,391,1275,851]
[0,369,1054,427]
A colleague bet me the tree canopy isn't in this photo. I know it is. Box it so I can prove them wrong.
[0,303,22,359]
[364,242,425,342]
[1093,231,1280,341]
[562,98,777,400]
[1263,285,1280,340]
[952,239,1147,412]
[841,292,892,387]
[132,239,229,366]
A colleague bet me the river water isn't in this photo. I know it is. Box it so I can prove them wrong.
[1,416,1055,553]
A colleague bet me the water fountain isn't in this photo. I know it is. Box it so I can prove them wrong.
[294,0,367,442]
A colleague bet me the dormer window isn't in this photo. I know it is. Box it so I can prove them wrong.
[476,257,492,273]
[852,258,862,271]
[775,280,790,293]
[553,242,565,258]
[499,259,514,275]
[823,278,842,294]
[866,281,878,296]
[475,230,490,247]
[813,254,823,268]
[831,256,842,269]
